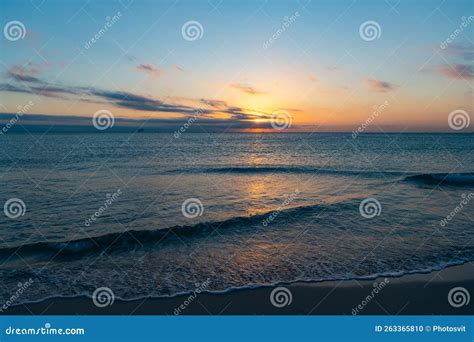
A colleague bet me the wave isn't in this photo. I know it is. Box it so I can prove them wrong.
[403,172,474,186]
[7,260,472,308]
[80,259,474,300]
[166,166,408,177]
[2,171,472,261]
[0,201,352,259]
[166,167,474,186]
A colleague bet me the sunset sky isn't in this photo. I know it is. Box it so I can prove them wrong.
[0,0,473,132]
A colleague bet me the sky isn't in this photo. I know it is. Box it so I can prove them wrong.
[0,0,473,132]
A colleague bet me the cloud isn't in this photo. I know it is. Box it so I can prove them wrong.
[365,78,397,92]
[0,81,275,123]
[0,112,275,132]
[0,83,30,93]
[200,99,227,108]
[441,43,474,61]
[6,64,45,84]
[31,85,82,98]
[136,64,161,77]
[8,72,43,83]
[435,64,474,79]
[88,89,211,113]
[0,64,303,126]
[230,82,266,95]
[0,77,202,113]
[0,83,78,101]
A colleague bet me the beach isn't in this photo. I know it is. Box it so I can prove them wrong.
[1,4,474,341]
[0,133,473,315]
[4,263,473,315]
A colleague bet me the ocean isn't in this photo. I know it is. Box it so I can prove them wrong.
[0,132,473,304]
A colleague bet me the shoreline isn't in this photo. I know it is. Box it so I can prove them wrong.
[3,262,473,315]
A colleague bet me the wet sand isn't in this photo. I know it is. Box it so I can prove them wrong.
[4,263,473,315]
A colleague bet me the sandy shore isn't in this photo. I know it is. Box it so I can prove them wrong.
[4,263,473,315]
